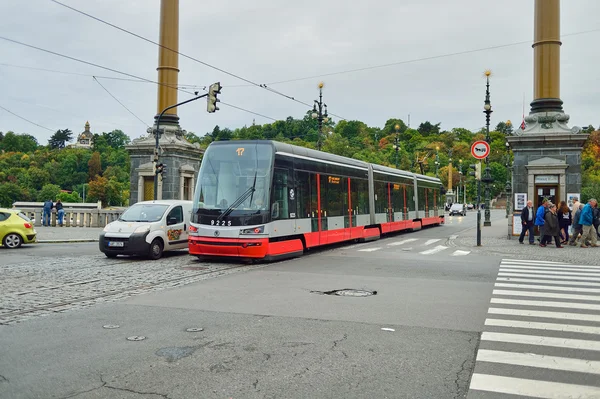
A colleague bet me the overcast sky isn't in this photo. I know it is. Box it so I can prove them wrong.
[1,0,599,144]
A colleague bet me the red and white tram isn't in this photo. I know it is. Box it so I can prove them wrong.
[188,140,445,260]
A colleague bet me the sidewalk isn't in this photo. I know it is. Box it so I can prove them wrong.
[452,210,600,265]
[34,226,103,243]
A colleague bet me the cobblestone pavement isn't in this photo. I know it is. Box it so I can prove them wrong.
[0,250,265,326]
[452,215,600,266]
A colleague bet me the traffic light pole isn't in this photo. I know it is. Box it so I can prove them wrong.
[153,93,207,200]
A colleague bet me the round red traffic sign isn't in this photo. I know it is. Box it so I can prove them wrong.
[471,140,490,159]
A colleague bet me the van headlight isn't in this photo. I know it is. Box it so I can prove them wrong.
[103,223,112,232]
[134,225,151,234]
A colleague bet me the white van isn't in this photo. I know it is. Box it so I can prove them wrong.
[99,200,192,259]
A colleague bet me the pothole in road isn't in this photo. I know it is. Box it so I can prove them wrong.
[311,289,377,297]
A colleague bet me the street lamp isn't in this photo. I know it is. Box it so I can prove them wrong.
[482,69,493,227]
[458,159,463,204]
[312,82,328,151]
[435,146,440,178]
[394,124,400,168]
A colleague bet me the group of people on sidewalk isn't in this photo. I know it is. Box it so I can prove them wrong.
[519,196,599,248]
[42,199,64,227]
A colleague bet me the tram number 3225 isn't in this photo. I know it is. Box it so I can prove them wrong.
[211,220,232,226]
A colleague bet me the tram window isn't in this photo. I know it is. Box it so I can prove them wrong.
[272,168,289,220]
[295,171,312,218]
[417,187,426,212]
[406,184,415,211]
[391,183,405,212]
[374,181,387,214]
[326,175,346,217]
[353,178,369,215]
[427,188,435,211]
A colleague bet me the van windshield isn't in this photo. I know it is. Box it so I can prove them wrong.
[119,204,169,222]
[450,204,463,211]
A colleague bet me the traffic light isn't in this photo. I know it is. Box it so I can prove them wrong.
[207,82,222,113]
[469,163,481,180]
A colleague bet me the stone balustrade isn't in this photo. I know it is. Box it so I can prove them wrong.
[12,202,125,228]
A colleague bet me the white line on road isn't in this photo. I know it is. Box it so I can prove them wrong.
[482,331,600,351]
[498,273,600,282]
[496,277,600,287]
[451,250,471,256]
[469,374,600,397]
[499,268,600,277]
[493,289,600,302]
[358,247,381,252]
[485,318,600,335]
[449,235,458,240]
[502,259,600,268]
[502,259,564,265]
[500,265,600,272]
[476,349,600,375]
[387,238,418,246]
[488,307,600,322]
[491,298,600,311]
[422,239,441,246]
[419,245,448,255]
[494,282,600,293]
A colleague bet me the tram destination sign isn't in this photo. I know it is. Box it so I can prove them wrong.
[471,140,490,160]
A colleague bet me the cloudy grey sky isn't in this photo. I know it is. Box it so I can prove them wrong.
[1,0,599,144]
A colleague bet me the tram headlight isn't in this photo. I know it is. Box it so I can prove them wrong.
[240,226,265,234]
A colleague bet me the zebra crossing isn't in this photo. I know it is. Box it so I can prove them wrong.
[468,259,600,398]
[355,237,471,257]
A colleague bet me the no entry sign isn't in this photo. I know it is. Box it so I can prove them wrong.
[471,141,490,159]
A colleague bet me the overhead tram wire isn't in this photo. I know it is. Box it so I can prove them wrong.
[93,76,150,128]
[0,37,279,123]
[0,105,54,132]
[264,28,600,85]
[47,0,348,121]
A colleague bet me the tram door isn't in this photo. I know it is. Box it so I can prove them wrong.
[271,167,295,226]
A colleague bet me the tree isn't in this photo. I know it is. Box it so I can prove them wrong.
[104,130,130,149]
[0,182,24,207]
[48,129,73,149]
[0,131,38,153]
[417,121,441,136]
[37,184,61,202]
[56,191,82,203]
[88,152,102,181]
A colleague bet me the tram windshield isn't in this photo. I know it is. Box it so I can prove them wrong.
[193,143,273,217]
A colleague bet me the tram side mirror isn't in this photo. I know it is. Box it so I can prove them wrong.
[271,203,279,219]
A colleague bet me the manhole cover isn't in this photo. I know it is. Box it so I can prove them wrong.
[102,324,120,329]
[127,336,146,341]
[311,289,377,297]
[186,327,204,332]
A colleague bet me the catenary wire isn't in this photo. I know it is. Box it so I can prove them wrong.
[0,104,55,132]
[93,76,150,128]
[0,37,279,123]
[47,0,347,120]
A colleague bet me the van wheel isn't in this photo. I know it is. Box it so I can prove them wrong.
[148,238,164,260]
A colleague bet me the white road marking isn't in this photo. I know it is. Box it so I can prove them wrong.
[381,328,395,332]
[493,289,600,302]
[449,235,458,240]
[500,268,600,277]
[387,238,418,246]
[358,247,381,252]
[476,349,600,375]
[503,259,599,268]
[488,307,600,322]
[422,239,441,246]
[496,277,600,287]
[494,282,600,293]
[481,331,600,351]
[498,272,600,282]
[485,318,600,335]
[491,297,600,311]
[502,259,565,265]
[419,245,448,255]
[501,265,600,272]
[451,250,470,256]
[469,374,600,397]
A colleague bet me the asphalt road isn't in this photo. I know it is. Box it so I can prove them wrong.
[2,210,598,398]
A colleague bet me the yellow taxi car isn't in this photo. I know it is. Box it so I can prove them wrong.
[0,208,37,248]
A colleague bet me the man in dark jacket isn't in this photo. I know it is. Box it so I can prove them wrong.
[519,200,535,244]
[42,199,53,227]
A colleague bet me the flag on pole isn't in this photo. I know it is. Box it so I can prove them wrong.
[520,115,526,130]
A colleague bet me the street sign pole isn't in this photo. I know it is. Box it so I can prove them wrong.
[471,141,489,247]
[477,173,482,246]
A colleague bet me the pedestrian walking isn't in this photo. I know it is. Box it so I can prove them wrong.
[579,199,599,248]
[42,199,53,227]
[558,200,572,244]
[519,200,536,245]
[534,199,548,243]
[541,203,562,248]
[56,199,64,227]
[568,204,585,246]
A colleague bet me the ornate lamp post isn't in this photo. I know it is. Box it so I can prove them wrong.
[393,124,400,168]
[505,140,514,238]
[458,159,463,204]
[312,82,328,151]
[434,146,440,178]
[482,70,493,226]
